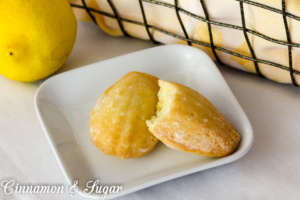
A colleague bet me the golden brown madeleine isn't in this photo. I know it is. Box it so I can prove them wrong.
[90,71,159,159]
[147,80,240,157]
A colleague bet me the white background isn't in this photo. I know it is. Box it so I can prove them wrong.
[1,21,300,200]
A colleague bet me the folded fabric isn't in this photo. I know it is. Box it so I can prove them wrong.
[69,0,300,85]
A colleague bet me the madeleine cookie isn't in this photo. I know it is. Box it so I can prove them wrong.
[90,71,159,159]
[147,80,240,157]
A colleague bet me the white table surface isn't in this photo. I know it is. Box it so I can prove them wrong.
[1,21,300,200]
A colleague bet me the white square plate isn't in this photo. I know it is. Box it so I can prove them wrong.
[35,44,253,199]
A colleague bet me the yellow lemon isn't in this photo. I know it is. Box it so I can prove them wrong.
[0,0,77,82]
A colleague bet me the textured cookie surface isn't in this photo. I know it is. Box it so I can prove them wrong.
[147,80,240,157]
[90,71,159,159]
